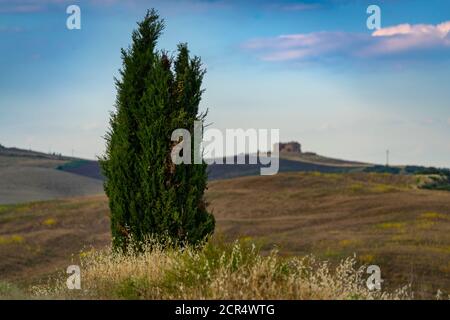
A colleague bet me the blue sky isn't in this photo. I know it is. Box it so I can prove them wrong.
[1,0,450,166]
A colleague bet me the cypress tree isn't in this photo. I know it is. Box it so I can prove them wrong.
[100,9,215,250]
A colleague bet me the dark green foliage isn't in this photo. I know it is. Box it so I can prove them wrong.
[363,165,401,174]
[408,166,450,176]
[362,165,450,191]
[415,167,450,191]
[100,9,215,250]
[56,160,90,171]
[421,177,450,191]
[399,166,450,191]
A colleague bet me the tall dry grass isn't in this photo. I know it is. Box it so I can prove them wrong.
[31,238,411,300]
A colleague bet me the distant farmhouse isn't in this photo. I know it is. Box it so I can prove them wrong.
[275,141,302,154]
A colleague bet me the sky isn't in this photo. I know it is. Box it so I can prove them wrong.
[0,0,450,167]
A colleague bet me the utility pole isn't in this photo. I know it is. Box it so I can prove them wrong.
[386,149,390,167]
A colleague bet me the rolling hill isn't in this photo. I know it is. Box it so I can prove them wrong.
[0,143,372,204]
[0,145,104,205]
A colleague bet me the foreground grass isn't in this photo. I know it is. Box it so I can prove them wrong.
[30,239,411,300]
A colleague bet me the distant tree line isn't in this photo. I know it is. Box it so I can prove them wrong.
[363,165,450,191]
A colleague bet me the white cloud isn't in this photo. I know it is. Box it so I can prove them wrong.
[244,21,450,62]
[373,21,450,38]
[366,21,450,55]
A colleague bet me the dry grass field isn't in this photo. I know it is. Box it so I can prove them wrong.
[1,172,450,298]
[208,172,450,298]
